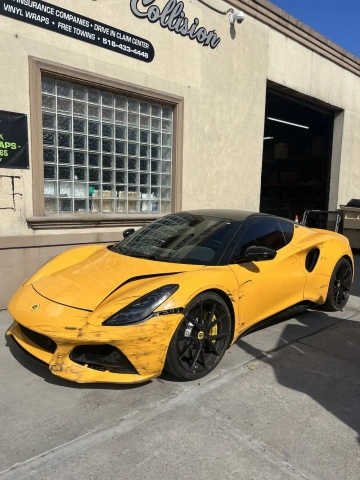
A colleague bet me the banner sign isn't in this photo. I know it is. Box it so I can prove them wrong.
[0,0,155,63]
[0,111,29,169]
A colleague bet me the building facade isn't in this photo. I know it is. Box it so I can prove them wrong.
[0,0,360,308]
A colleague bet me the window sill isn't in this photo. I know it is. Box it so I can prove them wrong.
[27,214,164,230]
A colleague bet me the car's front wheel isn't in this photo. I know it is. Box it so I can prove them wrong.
[165,292,232,380]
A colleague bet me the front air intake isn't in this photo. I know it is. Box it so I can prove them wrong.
[70,345,138,374]
[19,325,57,354]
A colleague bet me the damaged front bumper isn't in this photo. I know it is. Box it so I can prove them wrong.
[6,312,183,384]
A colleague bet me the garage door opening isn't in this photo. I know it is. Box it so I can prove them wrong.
[260,88,335,220]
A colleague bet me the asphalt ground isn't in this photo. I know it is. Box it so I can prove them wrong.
[0,255,359,480]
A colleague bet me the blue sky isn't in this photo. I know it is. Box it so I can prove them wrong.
[271,0,359,57]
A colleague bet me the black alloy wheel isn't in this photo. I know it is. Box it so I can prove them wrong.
[165,292,231,380]
[323,258,352,311]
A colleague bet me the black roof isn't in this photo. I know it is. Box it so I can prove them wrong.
[182,209,270,221]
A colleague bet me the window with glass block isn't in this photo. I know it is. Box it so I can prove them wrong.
[41,76,173,215]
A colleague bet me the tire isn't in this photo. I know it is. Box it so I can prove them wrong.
[165,292,232,381]
[323,257,352,311]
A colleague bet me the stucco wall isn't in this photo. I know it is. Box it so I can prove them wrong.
[0,0,269,239]
[1,0,359,239]
[267,29,360,208]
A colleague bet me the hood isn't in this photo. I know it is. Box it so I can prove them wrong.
[32,247,202,311]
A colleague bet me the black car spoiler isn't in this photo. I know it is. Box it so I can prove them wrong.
[301,210,344,234]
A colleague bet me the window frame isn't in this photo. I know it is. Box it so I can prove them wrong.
[277,219,295,245]
[28,57,184,230]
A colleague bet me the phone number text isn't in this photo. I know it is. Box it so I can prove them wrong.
[103,38,149,58]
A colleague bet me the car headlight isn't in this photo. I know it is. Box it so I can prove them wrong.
[102,284,179,326]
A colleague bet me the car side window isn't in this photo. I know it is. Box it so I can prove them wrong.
[279,220,294,245]
[234,219,286,261]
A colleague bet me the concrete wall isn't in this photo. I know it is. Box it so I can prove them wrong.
[0,0,360,307]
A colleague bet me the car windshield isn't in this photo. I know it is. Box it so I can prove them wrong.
[110,213,240,265]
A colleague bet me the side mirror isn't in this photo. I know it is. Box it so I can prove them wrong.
[123,228,135,239]
[244,246,277,262]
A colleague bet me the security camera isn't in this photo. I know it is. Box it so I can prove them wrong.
[229,10,245,25]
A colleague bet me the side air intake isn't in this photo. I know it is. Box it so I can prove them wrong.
[305,248,320,273]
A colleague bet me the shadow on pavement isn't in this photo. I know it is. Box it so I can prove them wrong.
[237,310,360,445]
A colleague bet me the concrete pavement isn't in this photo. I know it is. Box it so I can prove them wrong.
[0,256,359,479]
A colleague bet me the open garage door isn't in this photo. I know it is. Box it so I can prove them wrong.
[260,87,335,221]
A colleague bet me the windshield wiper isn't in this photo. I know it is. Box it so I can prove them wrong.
[128,253,159,261]
[111,245,159,261]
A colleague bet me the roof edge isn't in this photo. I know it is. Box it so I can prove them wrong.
[225,0,360,77]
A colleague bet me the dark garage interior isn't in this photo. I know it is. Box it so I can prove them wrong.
[260,88,335,221]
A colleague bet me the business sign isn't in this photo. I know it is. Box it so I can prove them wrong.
[0,111,29,169]
[0,0,155,63]
[130,0,221,49]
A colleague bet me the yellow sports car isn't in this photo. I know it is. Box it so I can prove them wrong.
[7,210,354,384]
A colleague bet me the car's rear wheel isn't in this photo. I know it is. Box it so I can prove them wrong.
[323,257,352,311]
[165,292,231,380]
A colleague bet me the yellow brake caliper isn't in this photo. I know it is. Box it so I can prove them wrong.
[209,314,217,343]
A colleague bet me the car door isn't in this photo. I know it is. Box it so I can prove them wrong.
[229,218,307,331]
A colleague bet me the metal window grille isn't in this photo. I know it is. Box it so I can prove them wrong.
[41,76,173,215]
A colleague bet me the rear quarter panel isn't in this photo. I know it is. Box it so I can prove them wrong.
[290,225,353,304]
